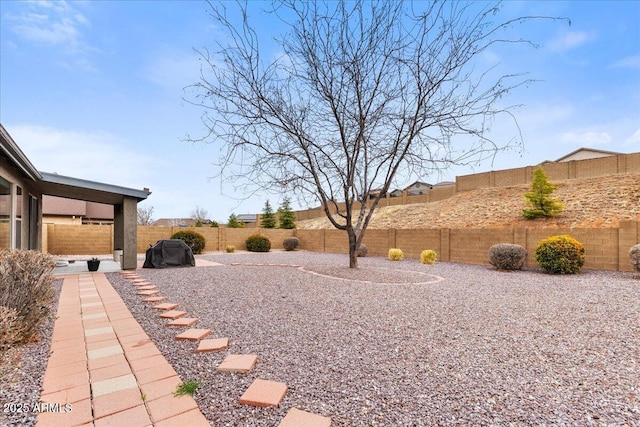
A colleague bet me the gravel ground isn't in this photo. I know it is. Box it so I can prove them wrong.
[107,251,640,426]
[0,280,62,427]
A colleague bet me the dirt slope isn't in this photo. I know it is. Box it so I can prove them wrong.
[296,173,640,229]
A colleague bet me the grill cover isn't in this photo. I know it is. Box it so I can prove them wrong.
[143,239,196,268]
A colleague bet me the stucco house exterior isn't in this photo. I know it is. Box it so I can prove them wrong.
[0,124,150,269]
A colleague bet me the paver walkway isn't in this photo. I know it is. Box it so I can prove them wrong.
[37,272,209,426]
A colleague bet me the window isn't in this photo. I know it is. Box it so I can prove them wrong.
[0,177,10,249]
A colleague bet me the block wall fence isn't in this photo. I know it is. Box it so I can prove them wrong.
[43,221,639,272]
[289,152,640,222]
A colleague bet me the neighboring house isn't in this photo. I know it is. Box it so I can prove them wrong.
[404,181,433,195]
[389,189,404,197]
[43,195,114,225]
[237,214,257,225]
[0,124,150,269]
[553,147,622,163]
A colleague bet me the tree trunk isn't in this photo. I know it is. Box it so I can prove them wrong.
[348,228,358,268]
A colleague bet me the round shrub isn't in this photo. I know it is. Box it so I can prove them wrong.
[535,235,585,274]
[629,244,640,272]
[489,243,527,271]
[356,244,368,257]
[283,237,299,251]
[388,248,403,261]
[246,234,271,252]
[225,245,235,253]
[420,249,437,265]
[171,230,205,254]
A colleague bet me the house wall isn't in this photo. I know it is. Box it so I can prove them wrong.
[0,156,43,250]
[43,221,639,271]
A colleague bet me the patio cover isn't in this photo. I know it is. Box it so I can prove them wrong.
[143,239,195,269]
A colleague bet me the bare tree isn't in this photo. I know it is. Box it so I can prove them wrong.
[187,0,566,267]
[137,205,154,226]
[191,205,209,223]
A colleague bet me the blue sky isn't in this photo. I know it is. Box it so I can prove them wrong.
[1,1,638,222]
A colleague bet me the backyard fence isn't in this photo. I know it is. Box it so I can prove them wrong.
[44,221,639,272]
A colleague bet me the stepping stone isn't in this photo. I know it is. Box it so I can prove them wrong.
[166,317,198,327]
[152,303,178,310]
[130,278,148,283]
[132,281,152,286]
[196,338,228,353]
[217,354,258,373]
[137,290,160,296]
[278,408,332,427]
[175,329,211,341]
[159,310,187,320]
[239,379,287,407]
[231,263,240,266]
[142,296,166,303]
[137,285,157,290]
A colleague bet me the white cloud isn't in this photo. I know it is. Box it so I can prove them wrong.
[146,51,202,92]
[627,128,640,144]
[549,30,593,51]
[560,131,612,145]
[6,1,95,68]
[7,124,161,190]
[612,54,640,69]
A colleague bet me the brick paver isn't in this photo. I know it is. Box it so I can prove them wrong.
[239,379,288,407]
[38,273,209,427]
[196,337,229,353]
[166,317,199,327]
[159,310,187,319]
[278,408,332,427]
[175,328,211,340]
[217,354,258,372]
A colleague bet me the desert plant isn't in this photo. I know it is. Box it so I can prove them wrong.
[522,167,564,219]
[0,250,55,348]
[261,200,277,229]
[283,237,299,251]
[227,213,244,228]
[246,234,271,252]
[629,244,640,272]
[388,248,403,261]
[170,230,206,254]
[173,380,201,397]
[210,220,219,227]
[225,245,235,253]
[356,244,368,257]
[535,235,585,274]
[278,198,296,229]
[420,249,437,265]
[488,243,527,270]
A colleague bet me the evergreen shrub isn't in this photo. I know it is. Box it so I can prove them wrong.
[535,235,584,274]
[171,230,206,254]
[246,234,271,252]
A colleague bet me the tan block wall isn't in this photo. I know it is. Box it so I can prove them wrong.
[575,156,619,178]
[43,221,640,271]
[47,224,113,255]
[494,168,527,187]
[457,172,491,192]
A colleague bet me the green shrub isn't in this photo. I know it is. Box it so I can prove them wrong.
[278,198,296,229]
[388,248,403,261]
[420,249,437,265]
[356,244,368,257]
[283,237,299,251]
[170,230,206,254]
[629,244,640,272]
[535,235,585,274]
[227,214,244,228]
[488,243,527,270]
[210,220,219,228]
[522,167,564,219]
[0,250,55,349]
[173,380,201,397]
[225,245,235,253]
[246,234,271,252]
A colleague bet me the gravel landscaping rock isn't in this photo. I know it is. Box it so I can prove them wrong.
[107,251,640,426]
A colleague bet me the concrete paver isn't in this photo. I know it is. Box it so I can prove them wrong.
[217,354,258,372]
[38,272,208,427]
[239,379,288,407]
[278,408,332,427]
